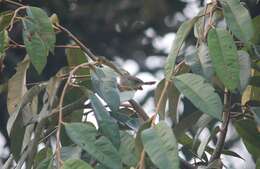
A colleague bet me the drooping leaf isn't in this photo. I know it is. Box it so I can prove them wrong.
[251,16,260,44]
[174,73,222,120]
[63,159,94,169]
[7,57,29,114]
[91,66,120,111]
[0,30,8,58]
[7,84,46,160]
[173,111,203,138]
[198,43,214,81]
[234,119,260,159]
[207,28,240,91]
[119,131,138,167]
[0,11,14,31]
[164,16,199,80]
[220,0,254,42]
[185,49,203,75]
[238,50,251,92]
[154,79,167,119]
[22,7,56,74]
[135,119,152,155]
[64,122,122,169]
[89,92,120,149]
[141,121,179,169]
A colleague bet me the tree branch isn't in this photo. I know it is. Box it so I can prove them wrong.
[56,24,97,61]
[209,89,231,162]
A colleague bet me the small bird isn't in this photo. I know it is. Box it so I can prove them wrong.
[117,73,156,91]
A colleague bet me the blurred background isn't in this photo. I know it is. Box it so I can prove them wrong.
[0,0,260,168]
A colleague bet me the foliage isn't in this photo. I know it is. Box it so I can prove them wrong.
[0,0,260,169]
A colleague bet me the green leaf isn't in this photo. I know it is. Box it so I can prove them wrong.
[66,47,87,66]
[220,0,254,42]
[135,119,153,155]
[174,73,223,120]
[251,16,260,44]
[91,67,120,111]
[66,48,90,85]
[198,43,214,81]
[61,146,81,161]
[34,148,52,168]
[234,119,260,159]
[0,11,14,31]
[89,93,120,149]
[185,49,203,76]
[164,16,199,80]
[238,50,251,92]
[7,84,46,160]
[0,30,8,58]
[141,121,179,169]
[65,122,122,169]
[63,159,94,169]
[22,7,56,74]
[207,28,240,91]
[110,108,140,131]
[257,158,260,169]
[36,157,53,169]
[173,111,203,138]
[119,131,138,167]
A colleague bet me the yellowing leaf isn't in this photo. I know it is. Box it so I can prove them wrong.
[7,57,29,114]
[242,69,260,105]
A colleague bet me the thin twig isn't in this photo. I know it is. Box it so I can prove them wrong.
[56,24,97,61]
[3,0,24,7]
[55,62,94,168]
[9,44,81,49]
[8,6,27,31]
[137,150,146,169]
